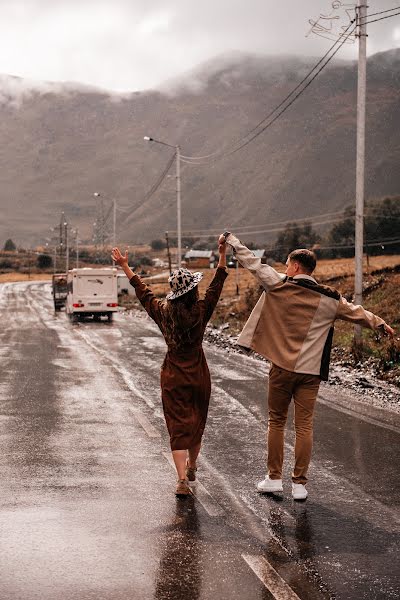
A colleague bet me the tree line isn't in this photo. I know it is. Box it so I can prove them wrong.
[275,196,400,262]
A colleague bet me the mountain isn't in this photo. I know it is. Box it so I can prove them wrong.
[0,49,400,246]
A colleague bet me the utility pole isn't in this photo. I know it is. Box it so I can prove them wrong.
[59,212,64,267]
[75,228,79,268]
[65,220,69,272]
[354,0,367,344]
[176,145,182,267]
[112,199,117,266]
[100,198,105,250]
[113,199,117,248]
[165,231,172,273]
[235,258,240,296]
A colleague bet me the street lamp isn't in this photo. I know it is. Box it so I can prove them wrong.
[144,135,181,267]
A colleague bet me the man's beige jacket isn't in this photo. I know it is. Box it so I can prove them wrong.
[226,234,385,380]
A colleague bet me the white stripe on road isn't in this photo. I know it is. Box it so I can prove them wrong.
[318,392,400,434]
[133,411,161,438]
[242,554,301,600]
[162,451,225,517]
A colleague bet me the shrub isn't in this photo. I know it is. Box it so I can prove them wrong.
[0,259,13,269]
[3,238,16,251]
[37,254,53,269]
[151,239,166,250]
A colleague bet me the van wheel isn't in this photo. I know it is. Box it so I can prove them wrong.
[107,313,113,322]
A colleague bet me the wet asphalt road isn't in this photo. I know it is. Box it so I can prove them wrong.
[0,281,399,600]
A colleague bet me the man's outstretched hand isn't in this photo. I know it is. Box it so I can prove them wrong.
[383,323,395,338]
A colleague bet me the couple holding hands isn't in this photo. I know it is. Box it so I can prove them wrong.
[112,232,393,499]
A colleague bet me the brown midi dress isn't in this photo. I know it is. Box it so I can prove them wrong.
[130,267,228,450]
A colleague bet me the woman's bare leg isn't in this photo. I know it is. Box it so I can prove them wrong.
[188,443,201,468]
[172,449,187,480]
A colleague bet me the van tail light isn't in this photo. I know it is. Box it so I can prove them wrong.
[73,303,85,308]
[107,303,118,307]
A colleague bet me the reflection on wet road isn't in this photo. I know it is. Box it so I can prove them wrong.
[0,281,399,600]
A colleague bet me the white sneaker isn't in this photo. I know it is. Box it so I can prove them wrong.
[292,483,308,500]
[257,476,283,493]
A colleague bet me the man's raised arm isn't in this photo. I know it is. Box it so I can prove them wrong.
[220,232,283,292]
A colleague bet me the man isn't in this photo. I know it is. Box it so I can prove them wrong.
[220,232,394,500]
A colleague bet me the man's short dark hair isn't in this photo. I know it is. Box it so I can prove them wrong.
[288,249,317,274]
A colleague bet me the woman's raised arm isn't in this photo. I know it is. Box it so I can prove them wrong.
[111,247,163,326]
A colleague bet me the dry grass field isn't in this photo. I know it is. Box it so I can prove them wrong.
[0,273,53,283]
[145,255,400,323]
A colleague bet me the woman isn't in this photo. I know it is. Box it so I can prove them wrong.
[111,241,227,496]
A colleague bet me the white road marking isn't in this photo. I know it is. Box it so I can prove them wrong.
[242,554,301,600]
[162,452,225,517]
[318,393,400,434]
[132,411,161,438]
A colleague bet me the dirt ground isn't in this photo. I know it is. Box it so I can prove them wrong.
[0,273,53,283]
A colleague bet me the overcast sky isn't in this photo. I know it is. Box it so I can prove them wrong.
[0,0,399,92]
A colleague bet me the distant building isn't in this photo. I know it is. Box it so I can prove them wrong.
[184,249,216,269]
[228,249,267,268]
[253,249,267,264]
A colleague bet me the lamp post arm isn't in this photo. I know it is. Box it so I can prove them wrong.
[144,136,176,150]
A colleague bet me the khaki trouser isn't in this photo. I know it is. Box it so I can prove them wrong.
[267,364,320,485]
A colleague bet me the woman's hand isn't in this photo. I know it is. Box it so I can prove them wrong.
[218,234,226,245]
[217,236,226,268]
[111,247,128,267]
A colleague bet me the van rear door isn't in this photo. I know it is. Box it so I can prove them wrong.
[75,274,114,298]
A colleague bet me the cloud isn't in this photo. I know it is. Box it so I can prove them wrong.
[0,0,398,93]
[0,74,98,107]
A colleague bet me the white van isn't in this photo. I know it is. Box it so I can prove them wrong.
[66,267,118,321]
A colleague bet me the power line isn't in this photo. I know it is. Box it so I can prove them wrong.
[169,210,348,235]
[217,25,358,161]
[180,8,400,165]
[122,153,176,222]
[175,212,400,239]
[123,7,400,227]
[315,238,400,250]
[361,5,400,19]
[364,11,400,25]
[180,218,348,239]
[180,21,356,163]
